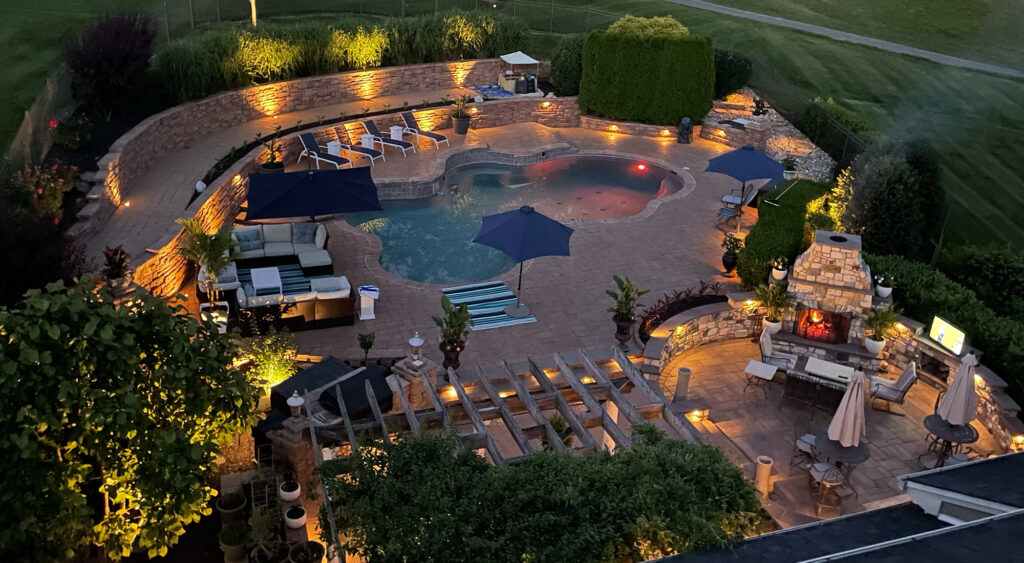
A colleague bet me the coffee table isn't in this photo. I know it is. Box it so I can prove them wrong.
[250,266,282,296]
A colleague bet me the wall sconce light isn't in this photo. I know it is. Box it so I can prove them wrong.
[1012,434,1024,452]
[714,129,726,138]
[660,129,671,136]
[608,124,619,132]
[686,408,709,424]
[540,101,552,108]
[469,107,479,114]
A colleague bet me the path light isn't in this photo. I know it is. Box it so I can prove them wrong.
[123,200,131,207]
[686,408,709,424]
[409,331,424,362]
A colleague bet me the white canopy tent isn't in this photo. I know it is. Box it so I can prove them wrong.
[500,51,540,77]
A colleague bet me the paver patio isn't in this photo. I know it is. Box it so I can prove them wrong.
[661,339,1000,527]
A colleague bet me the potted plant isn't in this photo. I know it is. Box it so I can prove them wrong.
[721,234,743,276]
[102,245,131,287]
[358,332,375,366]
[219,522,250,561]
[256,126,285,174]
[216,489,247,523]
[782,155,797,180]
[288,540,326,563]
[279,476,301,503]
[874,273,894,298]
[433,297,472,369]
[176,218,239,334]
[284,505,306,529]
[248,505,284,563]
[771,256,789,281]
[753,282,792,335]
[606,275,650,345]
[451,95,472,134]
[863,304,901,355]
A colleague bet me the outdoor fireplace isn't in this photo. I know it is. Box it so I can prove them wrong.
[794,307,851,345]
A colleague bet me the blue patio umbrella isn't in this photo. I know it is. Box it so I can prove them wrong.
[246,167,382,220]
[473,205,573,317]
[705,145,784,232]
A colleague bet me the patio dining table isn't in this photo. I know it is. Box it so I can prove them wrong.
[920,414,979,468]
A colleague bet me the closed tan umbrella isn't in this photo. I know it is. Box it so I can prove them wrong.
[828,369,867,447]
[937,353,979,426]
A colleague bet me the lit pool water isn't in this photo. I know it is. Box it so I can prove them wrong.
[345,156,682,284]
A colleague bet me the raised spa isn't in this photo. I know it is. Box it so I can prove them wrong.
[346,156,682,284]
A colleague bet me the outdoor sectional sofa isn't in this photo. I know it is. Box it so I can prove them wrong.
[235,275,355,331]
[232,222,328,264]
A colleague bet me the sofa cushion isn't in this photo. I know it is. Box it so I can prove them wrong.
[263,242,295,257]
[237,284,253,307]
[298,249,331,267]
[292,222,318,244]
[311,276,351,299]
[234,228,263,252]
[263,223,292,243]
[315,224,327,249]
[292,243,320,255]
[283,290,317,304]
[250,293,285,307]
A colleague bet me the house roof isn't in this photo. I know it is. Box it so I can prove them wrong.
[814,509,1024,561]
[664,503,946,562]
[902,452,1024,508]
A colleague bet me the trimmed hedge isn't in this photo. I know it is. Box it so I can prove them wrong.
[713,49,752,99]
[865,254,1024,407]
[550,34,586,96]
[736,181,830,288]
[579,17,714,125]
[156,12,527,101]
[801,97,878,142]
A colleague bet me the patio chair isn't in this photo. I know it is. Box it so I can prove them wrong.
[363,120,416,156]
[791,433,818,468]
[297,133,351,170]
[869,361,918,415]
[332,127,385,166]
[759,330,798,372]
[401,112,450,149]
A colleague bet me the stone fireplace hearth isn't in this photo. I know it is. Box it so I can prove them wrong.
[774,231,880,370]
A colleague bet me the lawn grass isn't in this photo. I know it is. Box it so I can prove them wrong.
[681,0,1024,72]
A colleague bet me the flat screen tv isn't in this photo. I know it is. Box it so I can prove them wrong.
[929,316,966,356]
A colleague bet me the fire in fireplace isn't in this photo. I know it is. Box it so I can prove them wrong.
[795,308,851,344]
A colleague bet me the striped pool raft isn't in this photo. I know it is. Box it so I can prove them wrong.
[442,281,537,331]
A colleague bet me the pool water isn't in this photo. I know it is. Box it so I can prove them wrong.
[346,156,681,284]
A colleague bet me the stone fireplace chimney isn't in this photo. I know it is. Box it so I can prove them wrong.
[786,231,874,344]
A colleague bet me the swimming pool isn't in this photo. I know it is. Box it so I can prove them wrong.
[346,155,682,284]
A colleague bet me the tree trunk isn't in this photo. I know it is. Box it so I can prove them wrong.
[249,0,258,27]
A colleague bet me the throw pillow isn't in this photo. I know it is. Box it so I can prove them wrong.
[235,229,262,251]
[292,222,318,244]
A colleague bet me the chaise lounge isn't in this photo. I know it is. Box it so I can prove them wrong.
[362,120,416,156]
[401,112,450,149]
[297,133,351,169]
[332,127,385,165]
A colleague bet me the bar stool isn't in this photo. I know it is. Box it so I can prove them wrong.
[814,467,844,518]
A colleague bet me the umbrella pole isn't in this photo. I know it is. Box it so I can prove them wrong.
[735,182,746,234]
[505,261,531,318]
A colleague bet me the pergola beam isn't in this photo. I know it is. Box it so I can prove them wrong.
[527,359,599,451]
[576,349,648,426]
[421,373,465,453]
[448,368,505,464]
[332,383,359,450]
[365,380,392,445]
[550,354,631,450]
[611,346,699,442]
[502,360,569,453]
[476,367,534,456]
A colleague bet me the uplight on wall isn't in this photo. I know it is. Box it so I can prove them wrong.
[1012,434,1024,453]
[660,129,671,136]
[540,101,552,108]
[608,124,619,132]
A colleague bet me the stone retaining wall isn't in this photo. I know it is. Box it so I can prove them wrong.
[647,294,1023,453]
[580,115,679,139]
[70,59,510,240]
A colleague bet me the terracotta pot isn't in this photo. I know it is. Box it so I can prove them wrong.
[439,341,464,370]
[722,250,738,275]
[614,317,633,345]
[875,285,893,298]
[762,318,782,335]
[864,337,885,355]
[772,267,788,281]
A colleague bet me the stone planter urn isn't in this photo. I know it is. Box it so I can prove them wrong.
[722,250,738,275]
[439,341,464,370]
[864,337,885,355]
[762,318,782,335]
[614,316,634,345]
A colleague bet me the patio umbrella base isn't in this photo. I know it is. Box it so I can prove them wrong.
[504,302,531,318]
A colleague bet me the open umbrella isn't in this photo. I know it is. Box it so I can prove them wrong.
[473,206,573,318]
[828,369,867,447]
[246,168,382,220]
[705,145,784,231]
[937,353,979,426]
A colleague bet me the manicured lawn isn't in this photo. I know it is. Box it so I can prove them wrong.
[680,0,1024,71]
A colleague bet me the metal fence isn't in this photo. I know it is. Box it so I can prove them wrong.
[750,62,867,170]
[153,0,623,40]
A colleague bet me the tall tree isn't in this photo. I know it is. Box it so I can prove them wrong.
[0,282,261,561]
